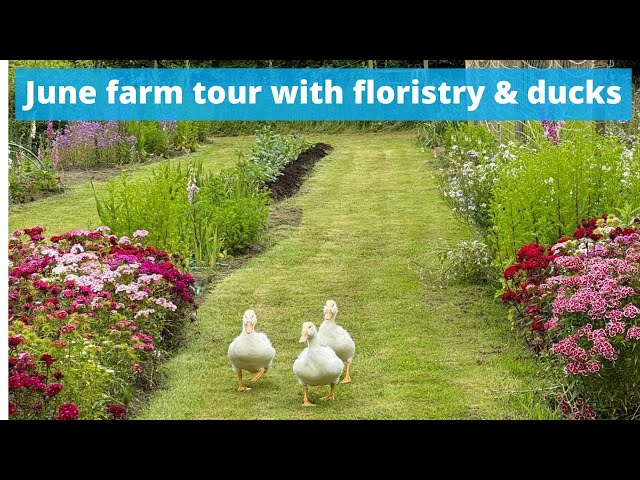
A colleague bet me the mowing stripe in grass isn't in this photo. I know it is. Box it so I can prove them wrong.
[137,132,554,420]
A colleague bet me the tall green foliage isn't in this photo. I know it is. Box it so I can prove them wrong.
[94,162,190,256]
[93,158,270,265]
[489,123,640,266]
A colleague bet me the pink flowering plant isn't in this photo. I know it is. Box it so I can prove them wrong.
[501,214,640,418]
[8,225,196,419]
[48,121,137,169]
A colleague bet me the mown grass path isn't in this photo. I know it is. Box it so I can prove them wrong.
[135,132,552,419]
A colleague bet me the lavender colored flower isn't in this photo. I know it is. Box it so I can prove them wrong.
[187,181,200,204]
[541,120,565,145]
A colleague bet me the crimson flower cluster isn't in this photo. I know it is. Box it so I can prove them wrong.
[8,342,67,420]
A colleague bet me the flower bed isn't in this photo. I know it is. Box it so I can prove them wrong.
[501,215,640,419]
[8,226,196,420]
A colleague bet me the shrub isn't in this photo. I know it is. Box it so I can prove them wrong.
[433,122,518,231]
[8,226,196,419]
[248,125,313,183]
[94,162,191,257]
[124,121,171,156]
[439,239,499,285]
[172,121,214,152]
[9,143,61,203]
[418,121,459,149]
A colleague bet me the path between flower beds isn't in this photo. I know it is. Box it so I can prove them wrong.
[137,132,549,420]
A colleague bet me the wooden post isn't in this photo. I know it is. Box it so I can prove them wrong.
[423,60,429,69]
[513,60,526,142]
[594,59,609,135]
[367,60,374,69]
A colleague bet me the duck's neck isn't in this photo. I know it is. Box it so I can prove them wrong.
[307,335,320,348]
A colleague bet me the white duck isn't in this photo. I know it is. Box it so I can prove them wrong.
[293,321,344,406]
[318,300,355,384]
[227,309,276,391]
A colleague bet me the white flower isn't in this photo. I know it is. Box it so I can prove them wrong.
[70,244,84,254]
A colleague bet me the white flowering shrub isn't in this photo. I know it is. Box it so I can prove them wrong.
[440,239,499,285]
[437,122,529,230]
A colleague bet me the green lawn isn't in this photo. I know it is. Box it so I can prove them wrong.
[8,131,555,419]
[128,132,555,419]
[8,136,253,236]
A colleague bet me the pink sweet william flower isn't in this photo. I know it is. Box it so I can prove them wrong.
[9,336,24,347]
[605,321,625,337]
[622,303,640,318]
[60,324,76,334]
[587,361,601,373]
[544,316,559,331]
[133,229,149,238]
[626,326,640,340]
[605,310,623,321]
[57,402,79,420]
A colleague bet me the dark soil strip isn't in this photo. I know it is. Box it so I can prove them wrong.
[190,142,332,304]
[265,143,333,200]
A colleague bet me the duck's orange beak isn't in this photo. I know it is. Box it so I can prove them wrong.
[299,331,309,343]
[324,309,333,320]
[245,322,254,334]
